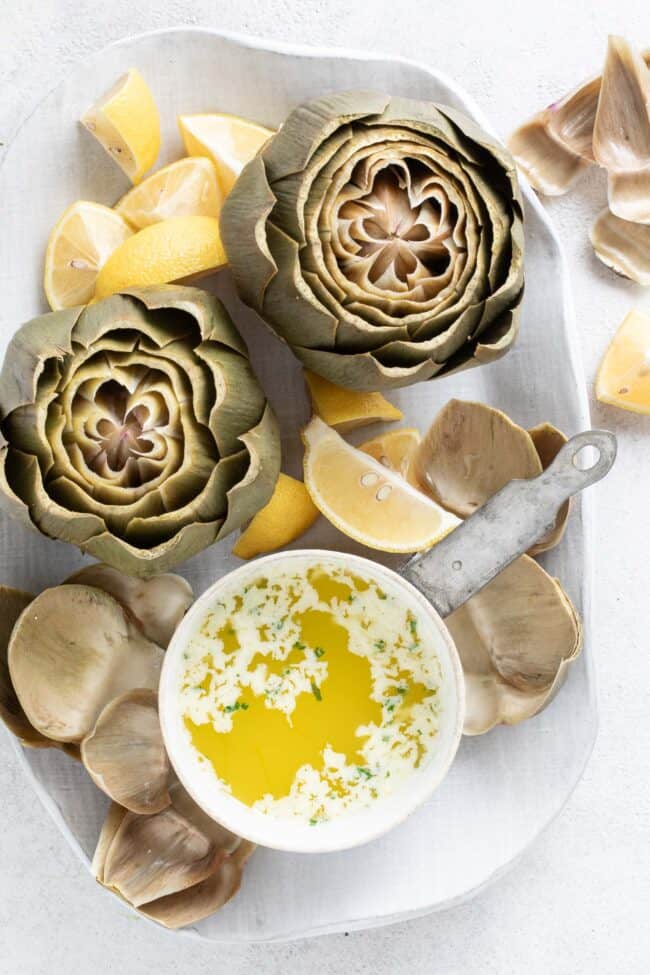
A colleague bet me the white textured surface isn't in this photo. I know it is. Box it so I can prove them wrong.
[0,1,648,973]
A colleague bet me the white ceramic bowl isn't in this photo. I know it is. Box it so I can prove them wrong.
[160,549,465,853]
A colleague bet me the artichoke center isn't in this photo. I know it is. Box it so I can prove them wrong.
[338,166,453,290]
[84,379,163,485]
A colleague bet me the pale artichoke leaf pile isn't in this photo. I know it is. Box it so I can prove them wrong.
[509,36,650,282]
[0,565,252,929]
[408,399,579,732]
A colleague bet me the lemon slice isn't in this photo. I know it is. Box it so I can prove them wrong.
[115,157,223,229]
[178,113,273,196]
[94,215,226,298]
[360,428,422,487]
[304,370,403,431]
[233,473,320,559]
[43,201,133,310]
[596,309,650,415]
[302,417,460,553]
[81,69,160,184]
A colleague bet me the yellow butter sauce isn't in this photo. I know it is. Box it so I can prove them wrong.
[179,563,442,823]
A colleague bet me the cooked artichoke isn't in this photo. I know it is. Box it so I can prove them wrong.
[0,285,281,576]
[221,91,524,391]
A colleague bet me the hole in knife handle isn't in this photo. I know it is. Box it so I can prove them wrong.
[572,444,601,471]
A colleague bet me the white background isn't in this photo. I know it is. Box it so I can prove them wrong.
[1,2,649,973]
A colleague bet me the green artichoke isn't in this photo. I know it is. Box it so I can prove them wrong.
[0,286,280,576]
[221,90,524,391]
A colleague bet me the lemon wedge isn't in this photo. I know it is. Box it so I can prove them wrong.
[81,69,160,184]
[302,417,460,553]
[596,309,650,415]
[94,215,226,298]
[304,370,403,431]
[43,201,133,310]
[232,473,320,559]
[360,428,422,487]
[178,113,273,196]
[115,157,223,229]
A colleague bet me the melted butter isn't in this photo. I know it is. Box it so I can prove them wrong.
[179,563,442,822]
[186,606,384,806]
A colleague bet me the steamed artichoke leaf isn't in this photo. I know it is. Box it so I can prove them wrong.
[0,443,45,535]
[123,286,247,357]
[93,802,128,885]
[63,563,193,648]
[83,519,223,579]
[373,301,485,366]
[414,399,543,518]
[72,294,160,349]
[508,115,590,196]
[102,806,219,907]
[138,450,248,538]
[0,306,80,414]
[298,344,438,391]
[262,222,340,347]
[4,448,106,545]
[262,90,391,183]
[217,403,281,540]
[440,304,521,376]
[475,217,525,334]
[81,689,171,814]
[607,169,650,224]
[0,585,53,748]
[195,344,268,457]
[139,843,254,929]
[8,584,164,742]
[219,155,279,311]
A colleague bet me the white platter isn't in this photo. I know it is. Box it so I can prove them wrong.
[0,27,595,943]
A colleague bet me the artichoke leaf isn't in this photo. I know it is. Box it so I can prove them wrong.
[64,562,193,648]
[81,689,171,814]
[607,169,650,224]
[92,802,128,885]
[195,344,267,457]
[590,208,650,285]
[298,344,438,391]
[5,448,106,545]
[139,841,255,929]
[447,555,582,735]
[8,584,164,742]
[507,115,588,196]
[0,585,56,749]
[593,36,650,173]
[262,90,391,183]
[218,403,281,540]
[102,807,219,907]
[124,286,248,357]
[262,222,340,347]
[0,306,80,415]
